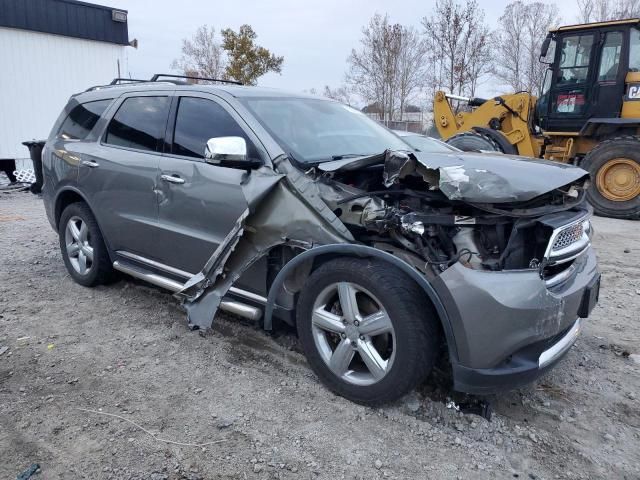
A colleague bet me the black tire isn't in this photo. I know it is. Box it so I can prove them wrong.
[296,257,439,405]
[446,131,504,153]
[581,136,640,220]
[58,202,114,287]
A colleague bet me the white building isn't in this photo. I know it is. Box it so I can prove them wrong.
[0,0,130,168]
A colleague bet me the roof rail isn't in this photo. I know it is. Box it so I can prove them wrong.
[84,73,243,92]
[150,73,242,85]
[109,78,148,85]
[85,78,150,91]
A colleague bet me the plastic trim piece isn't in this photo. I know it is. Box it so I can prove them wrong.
[538,318,581,368]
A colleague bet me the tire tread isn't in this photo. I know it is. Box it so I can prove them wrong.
[581,135,640,220]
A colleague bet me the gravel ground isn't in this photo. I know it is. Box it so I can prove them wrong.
[1,191,639,480]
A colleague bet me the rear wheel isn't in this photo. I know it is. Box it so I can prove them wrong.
[296,257,439,405]
[59,202,114,287]
[446,131,504,153]
[581,136,640,219]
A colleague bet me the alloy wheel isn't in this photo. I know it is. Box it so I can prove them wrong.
[311,282,396,386]
[64,216,94,275]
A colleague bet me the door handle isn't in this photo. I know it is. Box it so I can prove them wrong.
[81,160,99,168]
[160,174,185,185]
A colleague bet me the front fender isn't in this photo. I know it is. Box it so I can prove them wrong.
[263,244,460,364]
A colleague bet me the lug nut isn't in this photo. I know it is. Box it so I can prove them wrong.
[354,320,360,326]
[359,335,365,340]
[340,333,346,339]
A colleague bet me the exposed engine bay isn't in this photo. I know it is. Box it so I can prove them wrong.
[312,150,591,276]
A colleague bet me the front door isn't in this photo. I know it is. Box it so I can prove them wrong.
[79,93,170,257]
[155,93,262,274]
[590,30,627,119]
[546,32,596,131]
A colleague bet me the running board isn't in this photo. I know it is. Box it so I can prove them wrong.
[112,260,262,321]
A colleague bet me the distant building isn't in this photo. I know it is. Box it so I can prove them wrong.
[0,0,131,168]
[362,102,429,133]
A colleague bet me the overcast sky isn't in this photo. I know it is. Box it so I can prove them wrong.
[98,0,580,98]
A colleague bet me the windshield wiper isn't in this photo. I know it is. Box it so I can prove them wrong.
[330,153,376,160]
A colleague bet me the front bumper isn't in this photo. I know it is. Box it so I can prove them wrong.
[434,246,599,394]
[452,317,585,394]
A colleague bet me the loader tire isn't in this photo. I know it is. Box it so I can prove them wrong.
[446,131,504,153]
[581,136,640,220]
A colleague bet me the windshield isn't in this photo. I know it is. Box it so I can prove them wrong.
[240,97,410,163]
[399,134,459,153]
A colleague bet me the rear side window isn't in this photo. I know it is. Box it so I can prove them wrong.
[105,96,170,152]
[172,97,251,158]
[59,99,111,140]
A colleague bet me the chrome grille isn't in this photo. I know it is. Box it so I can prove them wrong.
[552,222,584,251]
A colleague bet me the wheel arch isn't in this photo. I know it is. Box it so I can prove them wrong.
[263,244,460,364]
[54,187,116,256]
[471,127,518,154]
[54,187,90,231]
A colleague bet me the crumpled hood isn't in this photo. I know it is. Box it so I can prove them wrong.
[414,151,588,203]
[319,150,589,204]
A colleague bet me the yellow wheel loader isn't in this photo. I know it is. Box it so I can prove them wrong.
[435,19,640,219]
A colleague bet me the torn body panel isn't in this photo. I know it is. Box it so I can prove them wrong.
[179,158,353,330]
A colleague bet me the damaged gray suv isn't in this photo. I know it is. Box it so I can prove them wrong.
[42,76,600,404]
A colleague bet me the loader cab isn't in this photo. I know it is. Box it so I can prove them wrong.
[536,19,640,132]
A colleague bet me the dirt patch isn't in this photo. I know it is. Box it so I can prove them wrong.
[1,192,639,479]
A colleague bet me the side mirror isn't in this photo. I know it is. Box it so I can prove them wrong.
[204,136,261,169]
[539,35,552,63]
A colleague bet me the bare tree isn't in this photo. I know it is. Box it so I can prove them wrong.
[577,0,640,22]
[346,14,428,122]
[493,1,560,95]
[395,26,429,118]
[346,14,399,122]
[171,25,225,79]
[422,0,492,98]
[322,85,355,106]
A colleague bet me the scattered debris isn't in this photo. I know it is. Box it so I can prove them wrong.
[459,400,493,421]
[446,399,460,412]
[0,346,9,356]
[16,463,40,480]
[600,343,631,357]
[216,418,235,430]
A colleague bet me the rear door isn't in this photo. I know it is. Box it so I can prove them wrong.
[154,92,262,274]
[45,98,112,214]
[79,91,170,257]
